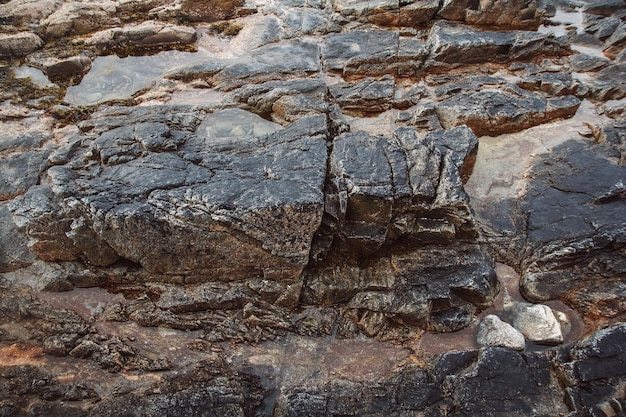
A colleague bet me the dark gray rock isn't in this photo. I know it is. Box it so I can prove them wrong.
[558,323,626,417]
[227,78,328,117]
[322,30,399,76]
[570,53,611,72]
[583,14,622,41]
[322,29,430,78]
[517,71,579,96]
[0,123,56,203]
[213,40,321,91]
[329,75,395,113]
[424,125,479,182]
[10,109,328,284]
[603,21,626,59]
[425,21,569,71]
[516,138,626,321]
[0,203,36,272]
[305,128,497,335]
[449,348,568,416]
[435,86,581,136]
[584,64,626,101]
[583,0,626,17]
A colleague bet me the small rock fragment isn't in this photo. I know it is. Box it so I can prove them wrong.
[477,314,526,351]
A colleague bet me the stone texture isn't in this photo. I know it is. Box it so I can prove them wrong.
[438,0,541,29]
[449,348,569,416]
[9,109,328,283]
[40,1,118,38]
[425,21,569,71]
[84,21,197,53]
[510,303,564,345]
[181,0,245,22]
[435,86,581,136]
[0,32,44,58]
[515,138,626,322]
[329,75,395,113]
[213,40,320,90]
[477,314,526,350]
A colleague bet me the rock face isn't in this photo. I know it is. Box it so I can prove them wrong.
[11,109,328,283]
[512,138,626,322]
[1,0,626,415]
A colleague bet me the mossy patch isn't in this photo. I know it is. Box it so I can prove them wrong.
[209,21,243,37]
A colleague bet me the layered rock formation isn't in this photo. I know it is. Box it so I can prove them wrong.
[1,0,625,414]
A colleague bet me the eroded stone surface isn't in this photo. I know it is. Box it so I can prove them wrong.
[1,0,626,415]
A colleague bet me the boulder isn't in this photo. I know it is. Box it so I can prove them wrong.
[510,303,564,345]
[476,314,526,351]
[0,32,44,58]
[9,108,329,283]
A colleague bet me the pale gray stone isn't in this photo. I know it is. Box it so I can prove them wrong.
[511,303,564,345]
[476,314,526,351]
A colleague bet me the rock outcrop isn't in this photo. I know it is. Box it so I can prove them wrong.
[1,0,625,415]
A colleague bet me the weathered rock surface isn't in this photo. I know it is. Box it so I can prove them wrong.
[84,21,197,53]
[1,0,626,415]
[477,314,526,350]
[438,0,542,28]
[0,32,44,58]
[510,302,564,345]
[425,21,569,71]
[435,86,581,136]
[515,137,626,322]
[10,108,328,283]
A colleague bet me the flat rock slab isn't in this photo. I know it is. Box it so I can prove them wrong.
[10,108,329,283]
[435,86,581,136]
[425,21,568,70]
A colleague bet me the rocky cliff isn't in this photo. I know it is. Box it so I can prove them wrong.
[0,0,625,415]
